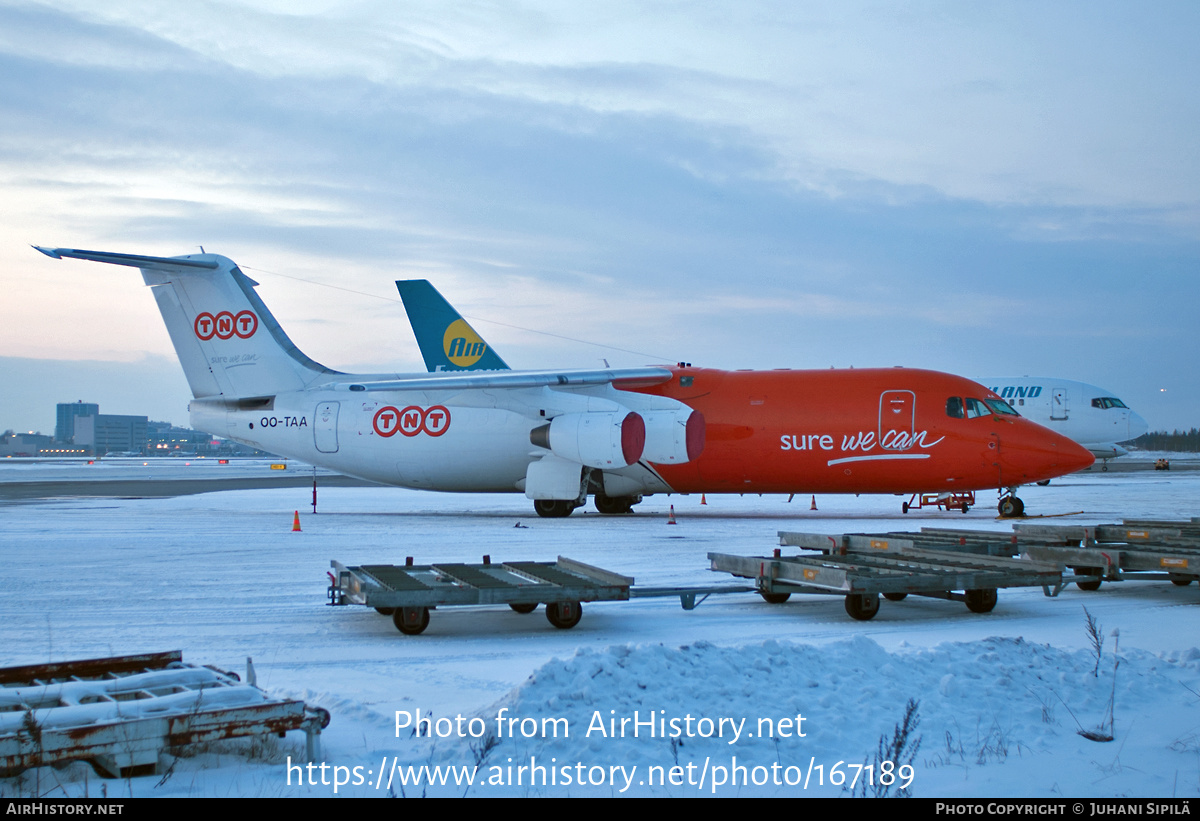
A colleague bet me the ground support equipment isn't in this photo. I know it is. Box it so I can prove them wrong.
[708,529,1064,621]
[1015,519,1200,590]
[0,651,329,778]
[330,555,635,634]
[329,555,754,634]
[902,491,975,514]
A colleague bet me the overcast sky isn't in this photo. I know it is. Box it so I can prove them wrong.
[2,0,1197,433]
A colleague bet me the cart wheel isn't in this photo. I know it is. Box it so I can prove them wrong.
[1073,568,1103,591]
[393,607,430,635]
[374,607,396,616]
[760,592,791,604]
[844,593,880,621]
[1170,576,1193,587]
[964,588,998,613]
[310,707,333,730]
[883,592,908,602]
[961,503,969,513]
[901,502,909,514]
[1037,480,1051,486]
[509,602,538,613]
[545,601,583,629]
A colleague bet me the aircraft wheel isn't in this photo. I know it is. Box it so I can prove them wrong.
[1170,576,1193,587]
[545,600,582,629]
[509,602,538,613]
[901,502,909,514]
[1073,568,1103,591]
[374,606,396,616]
[393,607,430,635]
[760,592,791,604]
[595,493,635,514]
[1102,464,1108,472]
[844,593,880,621]
[534,499,575,518]
[998,496,1025,518]
[883,592,908,602]
[964,588,998,614]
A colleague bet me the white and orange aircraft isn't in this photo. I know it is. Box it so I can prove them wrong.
[36,248,1094,518]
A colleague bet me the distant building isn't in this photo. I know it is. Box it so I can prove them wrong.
[56,401,99,442]
[0,431,59,457]
[56,402,148,455]
[146,420,216,455]
[5,402,274,458]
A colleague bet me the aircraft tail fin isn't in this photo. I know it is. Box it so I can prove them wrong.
[34,246,340,400]
[396,279,510,372]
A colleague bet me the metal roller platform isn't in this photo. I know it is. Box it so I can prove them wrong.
[709,529,1066,621]
[328,555,752,635]
[0,651,329,778]
[329,555,636,634]
[1014,519,1200,590]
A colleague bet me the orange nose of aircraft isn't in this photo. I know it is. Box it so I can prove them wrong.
[997,417,1095,485]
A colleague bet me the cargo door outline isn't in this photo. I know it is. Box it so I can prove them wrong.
[1050,388,1069,420]
[315,401,339,453]
[879,390,915,450]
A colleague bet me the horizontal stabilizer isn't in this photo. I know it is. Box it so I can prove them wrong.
[33,247,219,271]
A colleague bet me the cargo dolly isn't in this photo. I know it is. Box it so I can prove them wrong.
[329,555,751,635]
[0,651,329,778]
[709,530,1065,621]
[1014,520,1200,591]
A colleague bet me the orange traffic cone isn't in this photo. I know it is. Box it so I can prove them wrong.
[292,510,302,532]
[667,505,677,525]
[810,495,817,511]
[700,494,707,505]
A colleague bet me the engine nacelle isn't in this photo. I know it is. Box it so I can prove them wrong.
[530,411,645,468]
[641,409,705,464]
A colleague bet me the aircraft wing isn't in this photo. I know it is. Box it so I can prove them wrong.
[340,367,673,393]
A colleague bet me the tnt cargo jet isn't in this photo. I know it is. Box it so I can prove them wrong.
[978,378,1148,470]
[36,248,1092,518]
[397,284,1147,486]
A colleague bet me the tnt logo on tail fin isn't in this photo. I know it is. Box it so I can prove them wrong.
[396,280,509,372]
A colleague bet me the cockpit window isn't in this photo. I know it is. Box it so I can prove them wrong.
[983,398,1019,416]
[965,398,991,418]
[946,397,964,419]
[1091,397,1128,410]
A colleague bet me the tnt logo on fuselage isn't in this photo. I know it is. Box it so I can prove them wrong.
[195,310,258,341]
[442,319,487,367]
[373,405,451,438]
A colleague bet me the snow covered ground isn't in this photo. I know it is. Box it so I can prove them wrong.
[2,471,1199,798]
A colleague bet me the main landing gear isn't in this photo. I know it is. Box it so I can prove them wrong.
[533,499,580,518]
[594,492,641,515]
[533,493,643,518]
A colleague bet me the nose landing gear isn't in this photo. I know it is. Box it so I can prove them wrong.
[997,493,1025,518]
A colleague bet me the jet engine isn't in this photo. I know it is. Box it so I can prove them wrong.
[640,409,705,464]
[530,411,645,468]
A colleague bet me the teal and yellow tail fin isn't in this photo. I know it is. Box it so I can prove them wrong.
[396,280,510,372]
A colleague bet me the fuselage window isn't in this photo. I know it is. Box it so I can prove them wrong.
[946,396,964,418]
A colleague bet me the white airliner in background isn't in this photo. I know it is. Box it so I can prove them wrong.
[978,378,1148,469]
